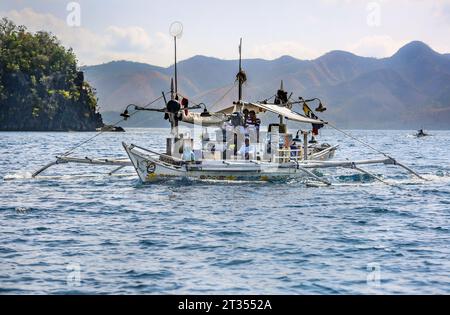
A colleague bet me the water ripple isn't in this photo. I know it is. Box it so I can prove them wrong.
[1,129,449,294]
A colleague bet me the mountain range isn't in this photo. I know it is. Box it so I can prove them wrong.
[83,41,450,129]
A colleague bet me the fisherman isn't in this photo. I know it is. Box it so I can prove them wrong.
[243,108,249,124]
[240,109,250,136]
[238,137,255,160]
[248,110,261,142]
[182,139,195,162]
[245,110,256,143]
[290,140,300,159]
[303,102,323,143]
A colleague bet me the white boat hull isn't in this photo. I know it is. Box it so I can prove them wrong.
[122,142,336,183]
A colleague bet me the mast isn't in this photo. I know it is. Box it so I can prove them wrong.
[169,22,183,98]
[279,80,284,125]
[168,22,183,145]
[238,38,243,103]
[174,35,178,96]
[169,78,178,137]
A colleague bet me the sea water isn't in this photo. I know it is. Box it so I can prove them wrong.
[0,129,449,294]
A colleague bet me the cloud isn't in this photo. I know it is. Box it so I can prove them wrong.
[98,30,172,65]
[348,35,408,58]
[249,41,320,60]
[2,4,448,66]
[1,7,174,66]
[106,26,152,52]
[2,7,105,56]
[432,1,450,21]
[318,0,361,5]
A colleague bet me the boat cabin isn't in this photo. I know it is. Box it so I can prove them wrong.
[165,101,334,165]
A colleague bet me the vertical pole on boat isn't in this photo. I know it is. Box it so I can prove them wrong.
[235,39,242,157]
[279,80,284,125]
[303,131,308,160]
[170,78,179,138]
[280,81,285,126]
[270,127,279,163]
[169,22,183,151]
[168,78,178,154]
[235,40,241,156]
[174,35,178,97]
[169,22,183,98]
[238,38,243,103]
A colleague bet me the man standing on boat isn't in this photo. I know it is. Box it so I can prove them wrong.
[238,138,255,160]
[247,110,261,143]
[181,139,196,162]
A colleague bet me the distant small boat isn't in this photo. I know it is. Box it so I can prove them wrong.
[415,129,430,138]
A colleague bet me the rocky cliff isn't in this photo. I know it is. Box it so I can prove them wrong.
[0,18,103,131]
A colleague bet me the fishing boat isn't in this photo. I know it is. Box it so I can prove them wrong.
[121,99,340,182]
[415,129,430,138]
[29,23,427,186]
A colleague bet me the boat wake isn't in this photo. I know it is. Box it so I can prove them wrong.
[3,172,135,181]
[5,167,448,188]
[3,171,33,181]
[331,173,450,187]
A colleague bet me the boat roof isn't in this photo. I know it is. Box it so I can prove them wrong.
[217,101,327,125]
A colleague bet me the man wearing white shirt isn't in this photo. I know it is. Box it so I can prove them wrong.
[238,138,255,160]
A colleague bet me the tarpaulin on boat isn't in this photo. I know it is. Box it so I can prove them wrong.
[216,103,264,115]
[181,112,229,126]
[247,102,326,125]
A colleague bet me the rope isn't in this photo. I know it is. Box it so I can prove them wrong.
[326,122,428,180]
[325,122,393,159]
[61,93,167,157]
[175,81,237,120]
[289,100,395,159]
[258,94,276,103]
[211,81,237,108]
[176,81,237,110]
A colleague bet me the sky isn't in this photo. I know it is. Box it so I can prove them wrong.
[1,0,450,67]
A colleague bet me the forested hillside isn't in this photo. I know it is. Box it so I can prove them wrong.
[0,18,103,131]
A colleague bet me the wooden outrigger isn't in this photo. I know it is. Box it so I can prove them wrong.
[31,156,132,178]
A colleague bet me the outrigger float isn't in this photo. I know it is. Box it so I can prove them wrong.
[29,23,427,186]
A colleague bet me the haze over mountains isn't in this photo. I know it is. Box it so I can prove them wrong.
[84,41,450,129]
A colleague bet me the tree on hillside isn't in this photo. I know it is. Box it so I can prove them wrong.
[0,17,103,131]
